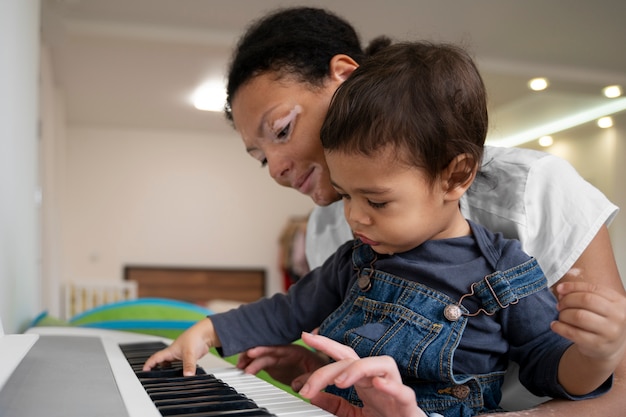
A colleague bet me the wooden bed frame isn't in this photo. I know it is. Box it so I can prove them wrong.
[123,265,266,306]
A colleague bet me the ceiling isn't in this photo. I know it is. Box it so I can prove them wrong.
[41,0,626,146]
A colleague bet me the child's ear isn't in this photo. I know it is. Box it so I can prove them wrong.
[441,154,478,200]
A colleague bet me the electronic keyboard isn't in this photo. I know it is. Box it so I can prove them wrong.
[0,327,336,417]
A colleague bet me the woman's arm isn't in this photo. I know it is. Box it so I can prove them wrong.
[499,360,626,417]
[554,226,623,294]
[479,225,626,416]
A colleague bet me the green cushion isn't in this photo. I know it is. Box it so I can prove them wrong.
[68,297,212,339]
[30,310,70,327]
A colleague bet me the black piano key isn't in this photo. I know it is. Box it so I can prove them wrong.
[141,373,220,384]
[119,342,277,416]
[147,383,234,395]
[121,345,207,377]
[120,341,169,352]
[147,385,235,397]
[140,374,222,387]
[134,367,206,379]
[145,381,229,394]
[150,389,237,401]
[158,398,258,416]
[153,393,245,407]
[119,343,169,360]
[166,409,274,417]
[143,378,226,389]
[146,384,230,396]
[141,374,221,385]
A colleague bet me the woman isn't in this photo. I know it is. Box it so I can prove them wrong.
[149,6,626,416]
[224,6,625,416]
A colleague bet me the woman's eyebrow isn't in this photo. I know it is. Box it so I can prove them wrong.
[271,105,302,132]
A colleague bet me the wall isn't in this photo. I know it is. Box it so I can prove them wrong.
[0,0,40,333]
[40,44,66,320]
[60,125,315,304]
[36,34,315,317]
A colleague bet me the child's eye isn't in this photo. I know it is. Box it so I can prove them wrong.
[260,158,267,167]
[368,200,387,209]
[338,193,350,200]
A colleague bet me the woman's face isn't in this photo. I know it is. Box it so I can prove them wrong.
[230,72,343,206]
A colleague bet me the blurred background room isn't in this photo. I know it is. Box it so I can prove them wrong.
[2,0,625,333]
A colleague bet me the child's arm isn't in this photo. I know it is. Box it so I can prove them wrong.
[143,317,220,376]
[551,281,626,395]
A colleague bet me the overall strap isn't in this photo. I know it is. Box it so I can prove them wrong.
[351,242,378,292]
[351,241,377,269]
[472,258,546,314]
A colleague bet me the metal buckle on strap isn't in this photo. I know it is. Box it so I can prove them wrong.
[444,275,519,322]
[352,241,377,292]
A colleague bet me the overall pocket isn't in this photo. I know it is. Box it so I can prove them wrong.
[339,295,444,378]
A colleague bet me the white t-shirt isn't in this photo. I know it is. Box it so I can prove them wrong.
[305,145,619,410]
[306,146,618,284]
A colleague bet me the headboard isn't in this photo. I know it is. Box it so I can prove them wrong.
[123,265,266,306]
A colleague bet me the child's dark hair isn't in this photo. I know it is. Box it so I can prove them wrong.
[321,41,488,186]
[225,7,390,121]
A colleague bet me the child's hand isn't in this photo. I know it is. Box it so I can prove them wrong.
[552,281,626,363]
[298,332,427,417]
[142,318,218,376]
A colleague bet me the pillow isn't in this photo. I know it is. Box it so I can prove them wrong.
[30,311,70,327]
[69,297,213,340]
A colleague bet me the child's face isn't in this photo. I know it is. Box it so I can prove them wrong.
[325,146,469,255]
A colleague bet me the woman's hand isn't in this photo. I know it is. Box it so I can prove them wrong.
[236,343,330,388]
[298,332,426,417]
[551,281,626,394]
[142,318,217,376]
[552,281,626,363]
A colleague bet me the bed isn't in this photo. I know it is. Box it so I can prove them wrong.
[34,265,267,338]
[123,265,267,310]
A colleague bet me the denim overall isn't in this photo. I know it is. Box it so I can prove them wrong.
[318,243,546,417]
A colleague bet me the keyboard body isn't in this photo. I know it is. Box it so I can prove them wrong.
[0,326,335,417]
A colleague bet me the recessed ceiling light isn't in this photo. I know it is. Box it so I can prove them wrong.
[192,80,227,112]
[538,135,553,147]
[602,85,623,98]
[486,97,626,147]
[597,116,613,128]
[528,77,549,91]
